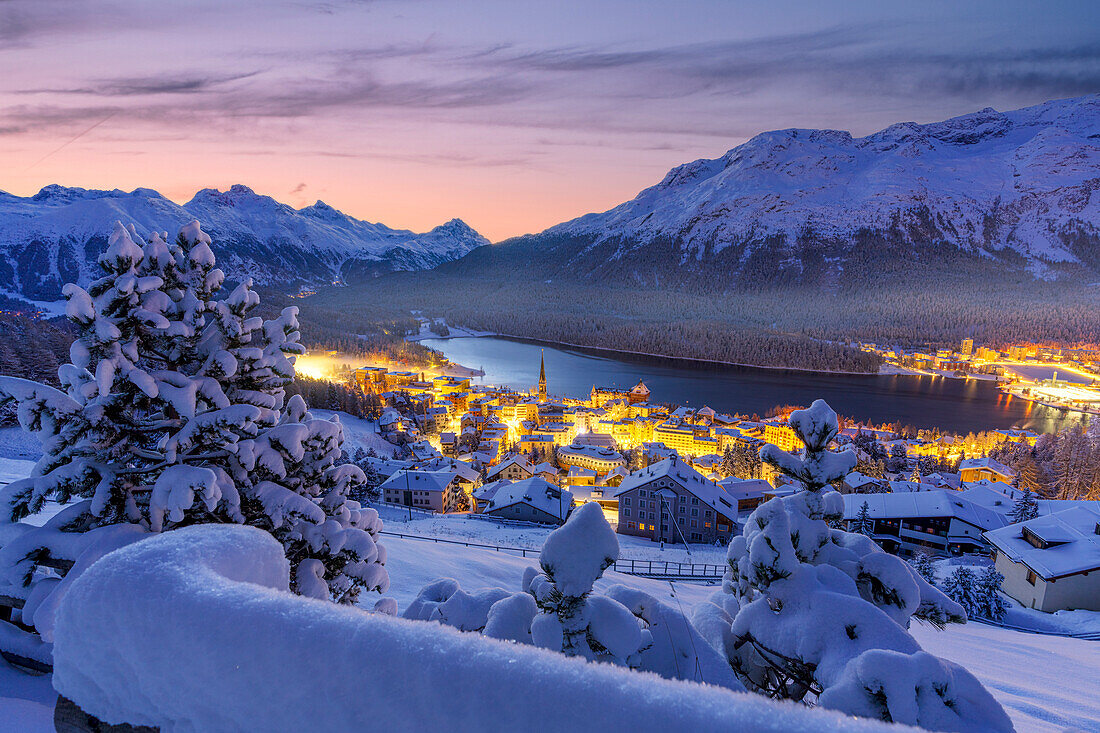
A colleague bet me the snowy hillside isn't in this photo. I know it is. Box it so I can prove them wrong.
[0,184,487,301]
[454,95,1100,286]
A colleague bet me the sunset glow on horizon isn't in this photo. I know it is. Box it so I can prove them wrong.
[2,0,1098,241]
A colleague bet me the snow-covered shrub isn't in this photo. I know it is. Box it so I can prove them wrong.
[525,502,648,665]
[0,222,387,648]
[710,400,1011,732]
[908,552,938,586]
[403,502,741,689]
[975,567,1007,623]
[942,566,1006,623]
[941,567,979,617]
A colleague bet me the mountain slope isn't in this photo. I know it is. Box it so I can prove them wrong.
[446,95,1100,288]
[0,184,487,301]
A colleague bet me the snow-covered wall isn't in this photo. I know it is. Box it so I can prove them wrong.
[52,525,907,733]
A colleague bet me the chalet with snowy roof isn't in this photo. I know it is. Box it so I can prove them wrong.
[417,457,481,491]
[380,469,465,513]
[959,457,1016,485]
[984,506,1100,612]
[483,477,573,525]
[486,454,537,482]
[614,456,737,544]
[842,491,1008,556]
[839,471,888,494]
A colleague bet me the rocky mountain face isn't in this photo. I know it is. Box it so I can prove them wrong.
[0,184,487,302]
[446,95,1100,288]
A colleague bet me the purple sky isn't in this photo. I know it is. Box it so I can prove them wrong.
[2,0,1098,240]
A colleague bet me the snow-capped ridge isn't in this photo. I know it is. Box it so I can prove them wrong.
[0,183,488,300]
[534,94,1100,282]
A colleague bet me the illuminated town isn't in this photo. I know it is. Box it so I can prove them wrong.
[866,337,1100,414]
[295,344,1094,564]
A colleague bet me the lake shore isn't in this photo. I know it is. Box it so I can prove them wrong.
[411,327,887,377]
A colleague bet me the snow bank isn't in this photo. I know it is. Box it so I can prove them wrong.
[53,524,904,733]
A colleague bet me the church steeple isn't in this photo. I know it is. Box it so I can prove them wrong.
[538,349,547,401]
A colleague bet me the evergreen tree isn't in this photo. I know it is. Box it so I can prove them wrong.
[0,222,388,635]
[908,466,921,483]
[976,567,1007,622]
[908,552,938,586]
[1008,488,1039,524]
[941,567,979,618]
[705,400,1008,730]
[720,445,737,478]
[1014,454,1047,496]
[854,501,874,536]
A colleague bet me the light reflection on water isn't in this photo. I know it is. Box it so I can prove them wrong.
[421,337,1089,435]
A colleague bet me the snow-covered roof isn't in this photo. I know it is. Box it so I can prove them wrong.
[922,472,962,490]
[984,506,1100,579]
[615,457,737,519]
[888,480,939,494]
[486,477,573,521]
[473,479,509,503]
[486,454,535,479]
[558,443,624,461]
[842,491,1008,531]
[716,477,775,502]
[379,469,457,495]
[417,457,480,484]
[959,457,1016,477]
[844,471,885,490]
[532,462,559,476]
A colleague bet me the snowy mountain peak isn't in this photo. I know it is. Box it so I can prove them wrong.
[535,94,1100,284]
[0,184,487,301]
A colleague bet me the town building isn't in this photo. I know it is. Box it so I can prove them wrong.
[486,454,538,482]
[556,443,626,475]
[379,469,465,513]
[716,477,791,511]
[482,477,573,525]
[614,456,738,544]
[959,457,1016,485]
[983,507,1100,612]
[842,491,1007,556]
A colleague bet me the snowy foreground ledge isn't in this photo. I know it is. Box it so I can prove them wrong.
[53,525,908,733]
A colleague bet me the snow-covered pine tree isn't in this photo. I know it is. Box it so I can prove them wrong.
[706,399,1011,732]
[975,567,1007,623]
[909,466,921,483]
[0,222,387,639]
[941,567,980,618]
[908,552,938,586]
[1008,488,1039,524]
[526,502,648,665]
[854,501,874,536]
[721,445,737,478]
